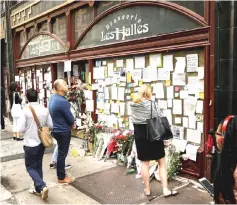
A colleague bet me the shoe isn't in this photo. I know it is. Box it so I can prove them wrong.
[13,137,16,140]
[164,190,178,198]
[41,187,49,200]
[29,187,41,196]
[58,176,75,184]
[2,129,5,132]
[50,163,56,169]
[16,138,23,141]
[65,164,72,170]
[144,188,151,196]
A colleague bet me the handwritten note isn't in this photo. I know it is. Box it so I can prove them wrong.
[150,54,162,67]
[116,59,124,67]
[163,55,173,71]
[135,56,145,69]
[132,69,142,81]
[187,54,198,72]
[172,73,186,86]
[158,68,170,80]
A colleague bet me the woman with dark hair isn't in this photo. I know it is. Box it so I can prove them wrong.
[9,82,23,141]
[214,116,237,204]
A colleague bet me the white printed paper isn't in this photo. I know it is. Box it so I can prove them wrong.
[155,83,164,99]
[118,87,125,101]
[111,103,119,113]
[111,87,118,100]
[172,73,186,86]
[126,59,134,71]
[116,59,124,68]
[198,67,204,79]
[104,87,110,100]
[183,99,196,116]
[158,68,170,80]
[172,139,188,152]
[175,57,186,73]
[183,117,188,128]
[84,90,93,100]
[197,122,203,133]
[119,102,125,116]
[107,63,114,77]
[158,100,167,110]
[186,144,199,161]
[187,129,201,144]
[189,114,196,129]
[135,56,145,69]
[167,99,172,108]
[187,54,198,72]
[93,67,105,79]
[104,103,111,114]
[173,100,182,115]
[163,55,173,71]
[167,86,174,99]
[196,100,203,114]
[64,60,71,72]
[131,69,142,81]
[172,126,184,140]
[180,90,188,99]
[86,100,94,112]
[150,54,162,67]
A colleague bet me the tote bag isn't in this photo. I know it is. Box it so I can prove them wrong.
[146,101,173,142]
[11,93,22,118]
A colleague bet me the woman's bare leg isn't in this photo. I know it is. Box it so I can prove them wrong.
[141,161,150,194]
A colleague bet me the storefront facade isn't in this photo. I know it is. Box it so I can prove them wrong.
[12,1,215,180]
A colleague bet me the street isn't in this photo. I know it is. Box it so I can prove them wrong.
[1,120,213,204]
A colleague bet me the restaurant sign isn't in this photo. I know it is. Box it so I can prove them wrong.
[77,5,201,49]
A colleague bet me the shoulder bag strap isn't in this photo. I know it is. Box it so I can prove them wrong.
[150,100,153,119]
[29,105,41,128]
[13,92,15,104]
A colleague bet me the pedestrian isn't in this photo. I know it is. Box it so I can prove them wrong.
[50,143,72,170]
[214,116,237,204]
[1,87,5,131]
[49,79,75,184]
[18,88,52,200]
[9,82,23,141]
[130,84,178,197]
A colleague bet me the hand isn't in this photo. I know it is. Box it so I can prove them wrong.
[163,140,169,148]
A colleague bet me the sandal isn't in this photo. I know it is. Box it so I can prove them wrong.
[144,189,151,196]
[164,190,178,198]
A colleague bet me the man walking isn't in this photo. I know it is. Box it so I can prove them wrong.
[18,88,52,200]
[49,79,75,184]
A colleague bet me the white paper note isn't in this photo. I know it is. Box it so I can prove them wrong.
[167,99,172,108]
[155,83,164,99]
[189,114,196,129]
[186,144,199,161]
[111,102,119,113]
[163,109,172,125]
[182,117,188,128]
[64,60,71,72]
[111,87,118,100]
[184,99,196,116]
[104,87,110,100]
[198,67,204,79]
[118,87,125,101]
[173,100,182,115]
[76,118,81,127]
[187,54,198,72]
[93,67,105,79]
[15,76,20,82]
[197,122,203,133]
[175,57,186,73]
[132,69,142,81]
[167,86,174,99]
[188,76,199,94]
[172,126,184,140]
[172,139,188,152]
[187,129,201,144]
[175,117,182,124]
[107,63,114,77]
[196,100,203,114]
[116,59,124,68]
[180,90,189,99]
[158,68,170,80]
[104,103,111,114]
[126,59,134,71]
[158,100,168,110]
[172,73,186,86]
[127,101,132,115]
[163,55,173,71]
[119,102,125,116]
[150,54,162,67]
[135,56,145,69]
[86,100,94,112]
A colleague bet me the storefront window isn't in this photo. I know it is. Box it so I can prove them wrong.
[96,1,120,16]
[52,15,67,42]
[77,5,202,49]
[74,6,94,42]
[39,22,48,32]
[19,31,26,54]
[27,27,36,39]
[20,34,67,59]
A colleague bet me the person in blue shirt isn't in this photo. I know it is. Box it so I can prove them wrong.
[49,79,75,184]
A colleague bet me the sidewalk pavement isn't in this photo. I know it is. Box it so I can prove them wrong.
[1,120,213,204]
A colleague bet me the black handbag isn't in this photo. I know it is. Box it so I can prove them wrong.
[146,101,173,142]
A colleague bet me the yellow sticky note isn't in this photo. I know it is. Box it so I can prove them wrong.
[117,101,120,104]
[130,93,134,99]
[199,92,204,99]
[117,113,121,117]
[88,72,91,84]
[114,67,117,71]
[88,85,92,91]
[126,72,132,83]
[138,80,143,86]
[166,80,171,86]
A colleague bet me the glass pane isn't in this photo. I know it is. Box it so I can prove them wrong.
[170,1,204,17]
[52,15,67,42]
[39,22,48,32]
[96,1,120,16]
[74,6,94,42]
[19,31,27,53]
[28,27,36,39]
[78,5,202,49]
[21,34,66,59]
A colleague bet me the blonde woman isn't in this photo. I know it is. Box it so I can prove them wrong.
[130,84,178,197]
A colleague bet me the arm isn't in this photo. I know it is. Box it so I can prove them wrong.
[60,100,75,127]
[18,111,26,133]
